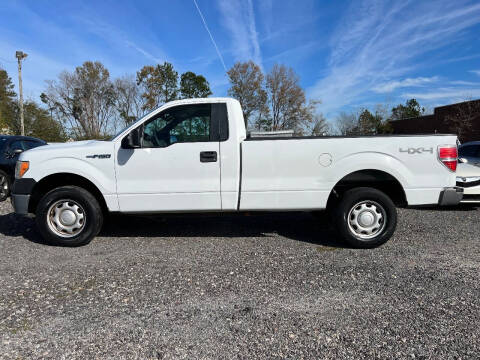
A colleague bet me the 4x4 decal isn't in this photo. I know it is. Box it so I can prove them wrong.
[399,147,433,154]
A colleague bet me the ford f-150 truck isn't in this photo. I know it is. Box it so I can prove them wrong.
[11,98,462,248]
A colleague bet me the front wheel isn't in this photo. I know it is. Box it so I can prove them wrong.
[36,186,103,246]
[333,187,397,248]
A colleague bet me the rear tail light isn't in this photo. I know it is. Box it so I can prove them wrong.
[438,145,457,172]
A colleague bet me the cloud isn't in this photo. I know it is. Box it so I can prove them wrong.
[403,88,480,101]
[308,0,480,115]
[75,16,169,66]
[125,41,163,64]
[373,76,439,93]
[192,0,227,72]
[217,0,262,67]
[264,41,320,64]
[471,70,480,76]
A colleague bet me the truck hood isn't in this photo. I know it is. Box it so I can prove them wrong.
[19,140,115,162]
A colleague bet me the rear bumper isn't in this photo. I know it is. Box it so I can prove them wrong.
[11,194,30,214]
[438,187,463,206]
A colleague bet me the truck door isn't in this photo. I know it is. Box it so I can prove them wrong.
[115,103,224,212]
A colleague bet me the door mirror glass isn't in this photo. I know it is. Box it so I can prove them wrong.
[121,128,141,149]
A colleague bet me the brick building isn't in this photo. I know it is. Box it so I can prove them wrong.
[389,99,480,143]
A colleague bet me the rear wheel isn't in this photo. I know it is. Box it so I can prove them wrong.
[0,170,10,201]
[333,187,397,248]
[36,186,103,246]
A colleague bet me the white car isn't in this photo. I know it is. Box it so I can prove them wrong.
[11,98,462,248]
[456,162,480,203]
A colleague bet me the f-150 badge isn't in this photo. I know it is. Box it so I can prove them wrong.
[399,147,433,154]
[86,154,111,159]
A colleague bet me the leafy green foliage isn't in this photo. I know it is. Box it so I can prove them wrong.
[0,69,17,131]
[391,99,425,120]
[357,109,392,134]
[180,71,212,99]
[1,68,65,141]
[137,62,179,110]
[21,102,67,142]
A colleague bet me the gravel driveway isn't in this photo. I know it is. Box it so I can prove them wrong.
[0,200,479,359]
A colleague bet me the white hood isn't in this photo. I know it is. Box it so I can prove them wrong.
[19,140,115,162]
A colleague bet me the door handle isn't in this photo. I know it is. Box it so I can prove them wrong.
[200,151,217,163]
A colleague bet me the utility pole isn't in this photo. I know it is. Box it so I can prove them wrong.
[15,51,28,136]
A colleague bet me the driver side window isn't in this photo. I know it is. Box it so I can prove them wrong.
[142,104,211,148]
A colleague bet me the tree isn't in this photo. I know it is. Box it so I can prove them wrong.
[309,113,329,136]
[22,102,66,142]
[114,75,146,127]
[42,61,116,139]
[227,61,269,129]
[266,64,316,133]
[0,68,17,131]
[444,98,480,142]
[136,62,178,111]
[391,98,425,121]
[180,71,212,99]
[335,111,358,135]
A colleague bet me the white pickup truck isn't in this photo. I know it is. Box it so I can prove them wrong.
[12,98,462,248]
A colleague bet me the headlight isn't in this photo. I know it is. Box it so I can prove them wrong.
[15,161,29,179]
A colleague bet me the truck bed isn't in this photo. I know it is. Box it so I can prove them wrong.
[239,134,458,210]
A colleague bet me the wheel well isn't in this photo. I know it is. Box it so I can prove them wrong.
[28,173,108,214]
[328,170,407,207]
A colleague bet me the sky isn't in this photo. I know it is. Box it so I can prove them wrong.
[0,0,480,119]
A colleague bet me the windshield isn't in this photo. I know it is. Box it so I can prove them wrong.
[109,108,159,141]
[0,137,8,152]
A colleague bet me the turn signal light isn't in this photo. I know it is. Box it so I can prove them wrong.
[15,161,29,178]
[438,145,457,172]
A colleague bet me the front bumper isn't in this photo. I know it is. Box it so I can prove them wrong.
[11,178,36,215]
[438,187,463,206]
[11,194,30,215]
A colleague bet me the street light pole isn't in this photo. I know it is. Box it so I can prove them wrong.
[15,51,28,136]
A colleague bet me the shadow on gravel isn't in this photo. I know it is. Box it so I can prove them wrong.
[0,211,45,244]
[412,203,479,211]
[0,209,347,248]
[101,211,346,248]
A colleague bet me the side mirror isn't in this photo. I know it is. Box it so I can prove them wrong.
[121,128,141,149]
[13,148,23,154]
[458,157,468,164]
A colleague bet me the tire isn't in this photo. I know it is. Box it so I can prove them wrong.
[0,170,11,202]
[35,186,103,246]
[333,187,397,249]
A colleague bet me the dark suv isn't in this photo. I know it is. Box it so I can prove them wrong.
[0,135,46,201]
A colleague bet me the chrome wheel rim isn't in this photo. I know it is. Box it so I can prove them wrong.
[47,200,86,238]
[347,200,386,240]
[0,175,8,197]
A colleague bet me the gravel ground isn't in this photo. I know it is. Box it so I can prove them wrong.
[0,200,479,360]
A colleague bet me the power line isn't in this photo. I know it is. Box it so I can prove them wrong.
[0,56,16,64]
[192,0,227,72]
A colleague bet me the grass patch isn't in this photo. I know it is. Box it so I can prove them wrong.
[316,246,339,253]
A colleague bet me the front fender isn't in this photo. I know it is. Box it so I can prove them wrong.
[29,157,116,195]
